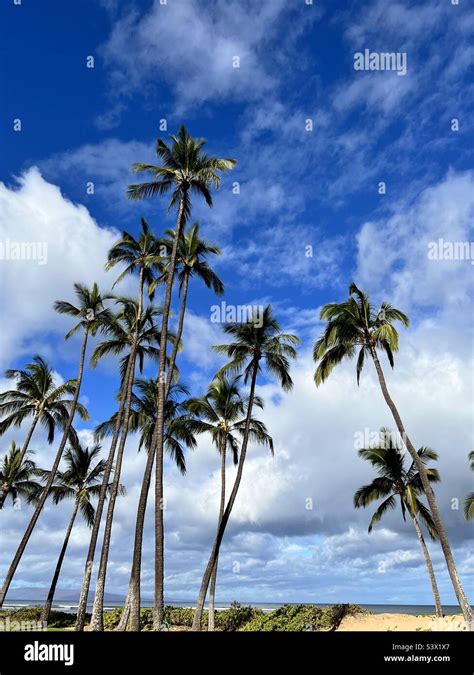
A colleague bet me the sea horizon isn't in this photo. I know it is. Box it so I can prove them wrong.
[3,599,468,617]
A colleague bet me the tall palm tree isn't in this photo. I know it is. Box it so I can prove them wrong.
[88,301,168,631]
[151,222,224,391]
[187,374,272,631]
[191,306,299,630]
[0,442,42,509]
[0,356,86,509]
[37,439,123,624]
[95,379,196,631]
[354,428,443,617]
[0,283,110,608]
[464,452,474,520]
[76,222,163,630]
[313,282,472,623]
[127,125,236,629]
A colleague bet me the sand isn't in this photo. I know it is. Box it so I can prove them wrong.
[337,613,468,632]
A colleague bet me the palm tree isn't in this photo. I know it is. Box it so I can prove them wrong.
[354,428,443,617]
[0,442,42,509]
[313,282,472,622]
[127,125,236,629]
[88,300,168,631]
[464,452,474,520]
[76,222,163,629]
[95,379,196,631]
[37,439,123,624]
[191,306,299,630]
[0,283,110,608]
[187,374,272,631]
[151,222,224,392]
[0,356,86,509]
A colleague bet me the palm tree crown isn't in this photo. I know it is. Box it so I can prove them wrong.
[127,125,236,220]
[105,217,163,294]
[354,428,440,538]
[0,356,88,442]
[95,379,196,475]
[39,439,118,527]
[151,222,224,297]
[314,282,409,385]
[187,374,272,465]
[214,305,299,391]
[54,282,113,340]
[0,442,42,508]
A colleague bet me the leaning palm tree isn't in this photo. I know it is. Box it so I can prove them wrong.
[0,283,110,608]
[0,442,42,509]
[128,125,236,629]
[37,439,123,624]
[464,452,474,520]
[354,428,443,617]
[96,379,196,631]
[313,282,472,623]
[187,374,272,631]
[191,306,299,630]
[76,222,162,630]
[88,301,170,631]
[0,356,85,509]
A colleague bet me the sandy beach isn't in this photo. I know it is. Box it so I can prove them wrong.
[337,613,468,632]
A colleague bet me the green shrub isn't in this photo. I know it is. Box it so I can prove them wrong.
[215,602,263,631]
[239,603,367,632]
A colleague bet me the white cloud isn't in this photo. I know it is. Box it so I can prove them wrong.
[0,168,120,368]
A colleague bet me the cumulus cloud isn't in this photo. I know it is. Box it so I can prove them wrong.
[0,168,120,368]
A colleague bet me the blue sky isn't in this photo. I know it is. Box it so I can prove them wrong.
[0,0,473,607]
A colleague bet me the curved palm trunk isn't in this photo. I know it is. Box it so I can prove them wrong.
[40,500,79,624]
[371,349,472,623]
[410,513,443,618]
[75,356,134,631]
[119,273,190,632]
[0,414,39,509]
[90,270,145,632]
[208,441,226,631]
[0,330,89,608]
[152,195,187,630]
[192,360,259,631]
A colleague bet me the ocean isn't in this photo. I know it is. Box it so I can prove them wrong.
[3,600,468,616]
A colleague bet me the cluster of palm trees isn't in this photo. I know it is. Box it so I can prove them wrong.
[0,126,472,630]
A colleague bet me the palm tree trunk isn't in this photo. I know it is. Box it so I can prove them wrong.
[370,348,472,623]
[0,413,39,509]
[120,447,154,632]
[152,195,187,630]
[410,513,443,618]
[192,359,259,631]
[165,272,189,392]
[40,500,79,624]
[90,269,145,632]
[0,330,89,609]
[75,355,134,631]
[208,440,226,631]
[120,272,190,632]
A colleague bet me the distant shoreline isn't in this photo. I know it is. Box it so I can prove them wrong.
[3,600,468,617]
